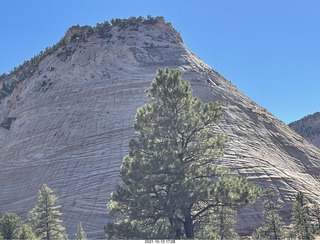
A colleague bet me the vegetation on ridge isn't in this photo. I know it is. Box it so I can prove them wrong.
[288,112,320,139]
[0,15,182,101]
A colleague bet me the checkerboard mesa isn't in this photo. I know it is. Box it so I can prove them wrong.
[0,16,319,239]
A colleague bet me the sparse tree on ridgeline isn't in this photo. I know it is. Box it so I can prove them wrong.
[105,68,260,239]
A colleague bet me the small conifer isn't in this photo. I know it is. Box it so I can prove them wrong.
[75,222,87,240]
[291,191,314,240]
[28,184,68,240]
[252,187,285,240]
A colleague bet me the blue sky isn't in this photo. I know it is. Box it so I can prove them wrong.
[1,0,319,124]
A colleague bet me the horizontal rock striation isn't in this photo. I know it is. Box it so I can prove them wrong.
[0,17,320,238]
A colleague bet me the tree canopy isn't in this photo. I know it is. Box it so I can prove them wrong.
[106,68,260,239]
[252,186,285,240]
[75,222,87,240]
[0,212,22,240]
[14,224,37,240]
[28,184,67,240]
[291,191,314,240]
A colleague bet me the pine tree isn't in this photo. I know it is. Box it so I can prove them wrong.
[75,222,87,240]
[291,191,314,240]
[0,212,22,239]
[105,68,260,239]
[211,206,239,239]
[28,184,68,240]
[252,187,285,240]
[13,224,37,240]
[311,201,320,234]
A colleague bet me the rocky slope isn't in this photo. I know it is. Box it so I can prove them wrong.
[289,112,320,148]
[0,17,320,239]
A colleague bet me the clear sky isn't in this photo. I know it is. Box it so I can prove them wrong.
[1,0,319,124]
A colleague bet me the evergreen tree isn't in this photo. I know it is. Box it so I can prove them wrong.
[0,212,22,239]
[105,68,260,239]
[252,187,285,240]
[28,184,68,240]
[75,222,87,240]
[291,191,314,240]
[311,201,320,234]
[211,206,239,239]
[13,224,37,240]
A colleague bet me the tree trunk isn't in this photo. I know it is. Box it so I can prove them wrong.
[184,214,194,239]
[272,219,278,240]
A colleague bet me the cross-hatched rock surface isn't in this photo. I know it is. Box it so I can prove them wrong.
[0,17,320,239]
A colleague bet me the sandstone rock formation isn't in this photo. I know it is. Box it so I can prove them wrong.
[0,17,320,239]
[289,112,320,149]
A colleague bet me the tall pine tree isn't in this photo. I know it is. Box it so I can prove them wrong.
[252,187,285,240]
[291,191,314,240]
[28,184,68,240]
[105,68,260,239]
[210,206,238,239]
[311,201,320,234]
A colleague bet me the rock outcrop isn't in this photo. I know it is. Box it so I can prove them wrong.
[0,17,320,239]
[289,112,320,149]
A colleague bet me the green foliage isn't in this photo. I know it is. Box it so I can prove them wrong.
[252,187,285,240]
[96,20,112,38]
[209,206,239,239]
[105,219,174,239]
[288,112,320,138]
[106,68,260,239]
[28,184,68,240]
[14,224,37,240]
[75,222,87,240]
[290,191,314,240]
[0,213,37,240]
[0,212,22,239]
[311,201,320,234]
[0,15,180,102]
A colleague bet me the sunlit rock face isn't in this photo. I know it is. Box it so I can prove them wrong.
[0,17,319,238]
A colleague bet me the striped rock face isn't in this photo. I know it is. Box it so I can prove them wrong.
[0,17,319,238]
